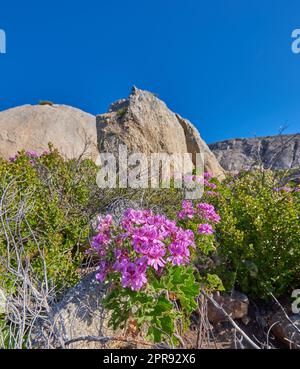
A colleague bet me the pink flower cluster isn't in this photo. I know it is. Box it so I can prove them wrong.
[177,200,221,235]
[91,209,195,291]
[273,186,300,193]
[196,203,221,223]
[26,150,39,158]
[198,223,214,234]
[177,200,194,219]
[9,155,18,163]
[177,201,220,223]
[184,172,218,195]
[9,150,49,164]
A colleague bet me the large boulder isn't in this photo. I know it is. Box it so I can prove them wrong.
[0,104,98,161]
[96,87,225,180]
[35,272,150,349]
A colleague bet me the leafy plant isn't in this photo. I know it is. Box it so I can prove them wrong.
[0,147,101,293]
[39,100,54,106]
[90,192,223,345]
[212,170,300,299]
[104,266,199,345]
[116,107,127,118]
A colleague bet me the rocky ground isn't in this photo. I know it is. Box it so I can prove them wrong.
[36,266,299,349]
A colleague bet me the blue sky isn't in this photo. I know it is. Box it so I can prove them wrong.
[0,0,300,143]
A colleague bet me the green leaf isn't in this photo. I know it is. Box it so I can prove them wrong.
[147,326,162,343]
[159,316,174,336]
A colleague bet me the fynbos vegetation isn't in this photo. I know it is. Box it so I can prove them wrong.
[1,145,299,348]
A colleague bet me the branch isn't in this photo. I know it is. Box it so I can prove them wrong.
[201,290,261,349]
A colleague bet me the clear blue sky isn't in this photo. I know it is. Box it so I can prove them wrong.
[1,0,300,143]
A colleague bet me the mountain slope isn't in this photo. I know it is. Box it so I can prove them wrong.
[209,134,300,172]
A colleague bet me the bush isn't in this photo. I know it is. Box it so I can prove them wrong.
[39,100,54,106]
[212,170,300,299]
[116,107,127,118]
[1,146,171,347]
[0,147,101,294]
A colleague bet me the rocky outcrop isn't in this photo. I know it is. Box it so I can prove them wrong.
[0,104,98,161]
[0,87,224,179]
[209,134,300,172]
[176,114,224,178]
[96,87,225,179]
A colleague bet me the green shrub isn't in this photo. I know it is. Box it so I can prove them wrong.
[116,107,127,118]
[213,170,300,299]
[39,100,54,106]
[0,147,101,294]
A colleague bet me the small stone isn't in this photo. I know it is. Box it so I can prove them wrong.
[207,291,249,325]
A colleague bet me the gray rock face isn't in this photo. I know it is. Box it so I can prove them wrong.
[0,104,99,161]
[209,134,300,172]
[96,87,225,180]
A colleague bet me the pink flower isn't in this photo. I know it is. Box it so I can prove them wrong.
[197,203,221,223]
[113,249,130,273]
[9,155,18,162]
[206,191,218,197]
[204,180,217,189]
[121,258,148,291]
[147,244,166,270]
[198,223,214,235]
[168,242,189,265]
[121,208,152,232]
[97,214,113,232]
[204,172,213,179]
[91,206,199,292]
[167,229,194,266]
[26,150,39,158]
[177,200,194,220]
[96,260,110,283]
